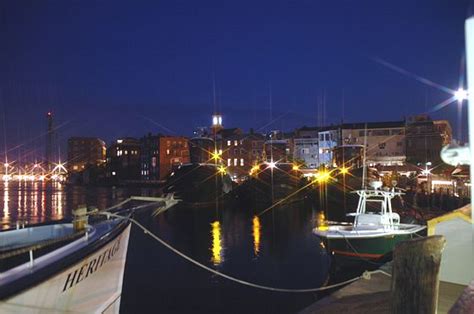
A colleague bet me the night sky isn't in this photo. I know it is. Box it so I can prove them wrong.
[0,0,471,160]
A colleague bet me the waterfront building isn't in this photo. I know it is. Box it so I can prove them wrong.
[106,138,141,181]
[405,115,444,165]
[219,130,265,179]
[263,130,294,163]
[140,134,190,181]
[140,134,161,180]
[341,121,406,167]
[211,113,223,137]
[293,127,320,168]
[434,120,453,146]
[67,137,106,172]
[189,137,215,164]
[318,127,340,167]
[158,136,190,180]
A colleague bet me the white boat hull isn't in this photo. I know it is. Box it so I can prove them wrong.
[0,224,131,313]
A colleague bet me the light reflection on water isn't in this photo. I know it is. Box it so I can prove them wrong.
[0,181,68,229]
[0,182,333,313]
[210,220,224,265]
[252,215,261,256]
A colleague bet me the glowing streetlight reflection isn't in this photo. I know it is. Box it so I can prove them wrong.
[210,221,223,265]
[3,181,9,220]
[252,216,261,256]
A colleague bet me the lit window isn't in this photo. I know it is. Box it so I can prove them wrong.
[125,150,128,155]
[240,158,244,166]
[213,116,218,125]
[234,140,238,146]
[167,149,170,155]
[219,149,222,154]
[227,140,231,146]
[227,159,231,166]
[234,158,238,166]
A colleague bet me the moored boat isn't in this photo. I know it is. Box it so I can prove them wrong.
[0,197,173,313]
[314,182,426,260]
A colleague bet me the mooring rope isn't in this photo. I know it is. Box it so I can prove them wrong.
[96,211,390,293]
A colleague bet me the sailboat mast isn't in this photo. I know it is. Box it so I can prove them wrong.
[362,123,368,189]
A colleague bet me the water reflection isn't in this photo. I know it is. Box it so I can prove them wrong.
[252,216,261,256]
[3,181,9,222]
[210,221,224,265]
[52,182,64,220]
[0,181,69,229]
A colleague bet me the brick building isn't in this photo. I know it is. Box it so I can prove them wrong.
[140,134,190,180]
[106,138,141,181]
[67,137,106,172]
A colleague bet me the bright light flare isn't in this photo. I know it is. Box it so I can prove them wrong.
[217,165,227,175]
[292,164,300,171]
[266,161,277,169]
[454,88,468,101]
[339,166,350,175]
[314,170,331,183]
[421,169,432,176]
[210,150,222,161]
[249,165,260,176]
[2,174,11,182]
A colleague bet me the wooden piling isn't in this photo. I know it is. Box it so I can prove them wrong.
[391,235,446,314]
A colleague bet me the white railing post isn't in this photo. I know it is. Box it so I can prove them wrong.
[466,16,474,225]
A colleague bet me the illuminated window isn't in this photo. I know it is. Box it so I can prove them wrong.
[240,158,244,166]
[234,140,238,146]
[219,149,222,154]
[166,149,170,155]
[125,150,128,155]
[234,158,238,166]
[227,140,231,146]
[227,159,231,166]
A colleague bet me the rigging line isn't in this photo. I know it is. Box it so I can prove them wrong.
[97,211,386,293]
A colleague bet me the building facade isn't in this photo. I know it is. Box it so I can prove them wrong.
[341,121,406,166]
[318,128,340,166]
[141,135,190,181]
[219,131,265,179]
[67,137,106,172]
[406,115,443,165]
[293,127,320,168]
[106,138,141,181]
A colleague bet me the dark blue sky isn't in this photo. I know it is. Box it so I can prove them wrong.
[0,0,471,159]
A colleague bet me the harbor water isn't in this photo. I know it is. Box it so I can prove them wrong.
[0,181,338,313]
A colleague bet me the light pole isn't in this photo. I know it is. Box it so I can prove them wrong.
[467,16,474,224]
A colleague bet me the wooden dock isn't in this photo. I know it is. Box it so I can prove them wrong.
[300,267,466,314]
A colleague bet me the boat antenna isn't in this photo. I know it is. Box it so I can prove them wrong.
[362,123,368,189]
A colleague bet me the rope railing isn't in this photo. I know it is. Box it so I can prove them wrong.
[95,211,391,293]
